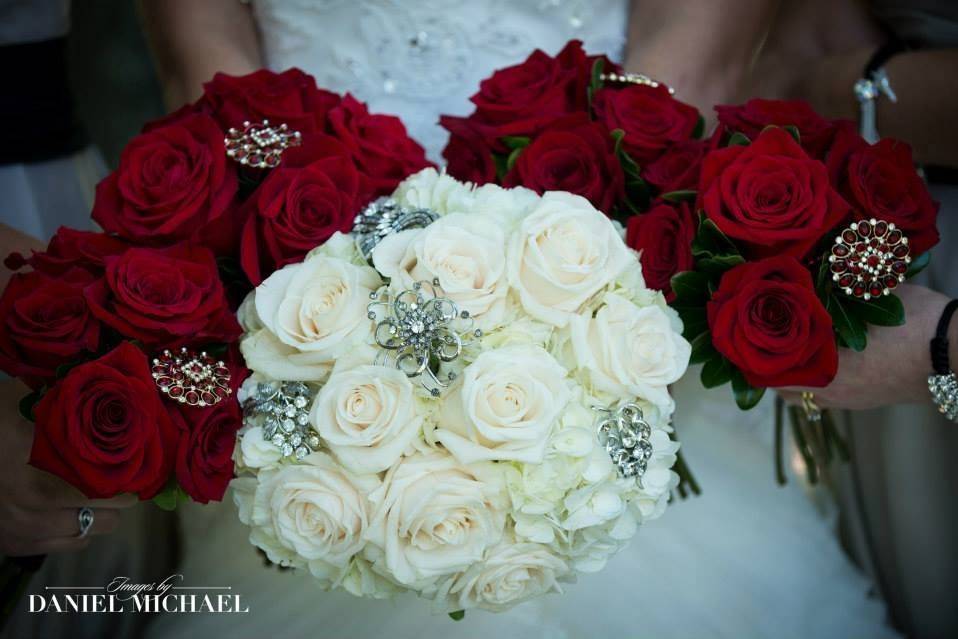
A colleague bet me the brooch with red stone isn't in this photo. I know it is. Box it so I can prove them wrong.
[152,348,232,407]
[224,120,301,169]
[828,218,910,300]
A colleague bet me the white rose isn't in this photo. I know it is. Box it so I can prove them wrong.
[365,451,506,587]
[310,364,422,474]
[433,540,570,612]
[568,293,690,412]
[392,168,474,214]
[435,345,570,464]
[468,183,540,231]
[507,192,633,326]
[235,453,379,582]
[242,255,381,381]
[235,426,282,470]
[372,212,509,329]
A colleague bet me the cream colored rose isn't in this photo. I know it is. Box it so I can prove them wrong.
[372,212,508,329]
[392,168,475,214]
[507,192,633,326]
[365,451,506,587]
[433,540,570,612]
[310,364,422,474]
[235,426,282,470]
[235,453,379,582]
[241,255,381,381]
[568,293,690,412]
[435,345,570,464]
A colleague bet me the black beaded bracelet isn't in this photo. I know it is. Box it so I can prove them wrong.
[928,299,958,421]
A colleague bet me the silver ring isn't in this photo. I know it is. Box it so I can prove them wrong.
[77,507,94,539]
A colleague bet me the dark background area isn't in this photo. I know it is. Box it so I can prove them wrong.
[67,0,163,167]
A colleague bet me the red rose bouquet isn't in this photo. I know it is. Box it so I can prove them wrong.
[1,68,429,507]
[668,99,939,481]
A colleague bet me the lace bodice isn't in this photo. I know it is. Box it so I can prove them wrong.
[251,0,629,160]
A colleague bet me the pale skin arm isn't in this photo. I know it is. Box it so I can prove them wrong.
[780,284,958,410]
[137,0,263,110]
[0,225,135,555]
[625,0,782,126]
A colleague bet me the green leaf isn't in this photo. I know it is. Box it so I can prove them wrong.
[826,295,867,352]
[448,610,465,621]
[492,153,509,181]
[660,190,697,203]
[689,332,717,365]
[692,115,705,140]
[843,293,906,327]
[700,354,733,388]
[670,270,710,301]
[906,251,931,278]
[589,58,605,94]
[782,124,801,143]
[730,369,765,410]
[18,388,45,422]
[691,218,740,260]
[500,136,530,151]
[505,146,524,172]
[727,132,751,147]
[611,129,642,178]
[697,254,745,277]
[152,483,189,512]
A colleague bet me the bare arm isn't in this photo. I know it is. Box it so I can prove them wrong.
[625,0,782,123]
[137,0,263,110]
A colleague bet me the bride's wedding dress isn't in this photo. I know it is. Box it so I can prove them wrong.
[147,2,899,637]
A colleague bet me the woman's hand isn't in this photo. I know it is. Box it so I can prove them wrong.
[779,284,955,411]
[0,380,136,556]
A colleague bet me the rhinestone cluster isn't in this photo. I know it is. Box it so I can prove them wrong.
[368,280,480,396]
[599,71,675,95]
[595,403,653,479]
[829,218,910,300]
[928,372,958,421]
[152,348,231,407]
[242,381,320,460]
[225,120,302,169]
[352,198,438,260]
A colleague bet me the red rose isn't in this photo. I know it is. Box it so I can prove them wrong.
[641,139,709,193]
[699,127,849,259]
[240,135,363,285]
[503,115,624,212]
[469,41,588,134]
[439,116,497,184]
[715,99,839,159]
[842,139,940,255]
[327,95,432,195]
[0,268,99,387]
[593,84,700,165]
[30,342,178,499]
[85,244,241,349]
[4,227,127,276]
[172,400,241,503]
[92,113,238,247]
[707,256,837,388]
[201,68,341,133]
[626,202,696,300]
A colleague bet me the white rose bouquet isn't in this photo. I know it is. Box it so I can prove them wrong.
[233,169,691,615]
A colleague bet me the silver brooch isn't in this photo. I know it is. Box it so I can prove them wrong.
[595,403,653,479]
[242,381,320,460]
[352,198,438,260]
[367,279,480,396]
[152,348,231,408]
[225,120,302,169]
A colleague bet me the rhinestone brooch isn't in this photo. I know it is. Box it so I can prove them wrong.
[368,279,480,396]
[829,218,910,300]
[352,198,438,260]
[928,372,958,422]
[242,381,320,460]
[152,348,231,407]
[599,71,675,95]
[224,120,302,169]
[595,403,653,479]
